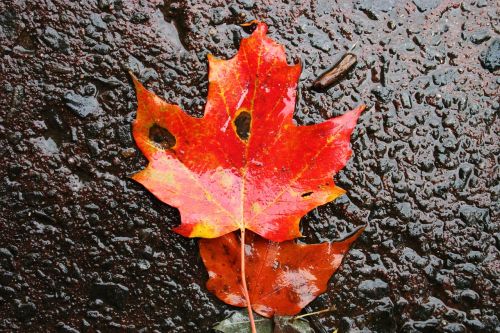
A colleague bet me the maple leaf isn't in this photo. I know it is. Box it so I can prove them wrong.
[131,22,364,242]
[199,228,364,318]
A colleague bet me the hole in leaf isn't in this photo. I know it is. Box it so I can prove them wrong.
[301,192,313,198]
[234,111,251,141]
[149,124,176,149]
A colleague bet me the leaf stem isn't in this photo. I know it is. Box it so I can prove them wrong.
[240,228,257,333]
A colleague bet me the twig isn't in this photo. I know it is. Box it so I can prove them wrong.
[312,53,358,90]
[293,306,336,320]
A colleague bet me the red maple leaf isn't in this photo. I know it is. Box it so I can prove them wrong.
[131,22,364,242]
[200,228,364,318]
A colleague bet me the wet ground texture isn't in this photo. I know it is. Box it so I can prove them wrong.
[0,0,499,332]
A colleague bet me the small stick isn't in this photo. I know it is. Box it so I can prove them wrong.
[293,306,336,320]
[312,53,357,90]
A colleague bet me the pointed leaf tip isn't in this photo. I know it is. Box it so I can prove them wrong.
[240,19,261,27]
[128,70,139,84]
[129,71,145,94]
[355,103,366,116]
[240,20,268,34]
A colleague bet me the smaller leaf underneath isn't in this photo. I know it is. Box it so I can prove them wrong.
[274,316,314,333]
[213,310,272,333]
[200,228,364,317]
[213,310,316,333]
